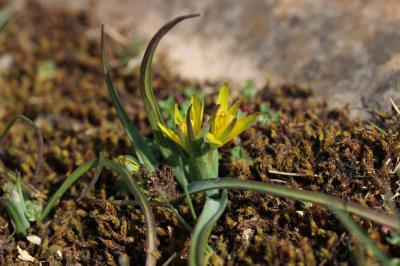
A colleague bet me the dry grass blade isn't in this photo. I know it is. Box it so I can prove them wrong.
[390,98,400,116]
[77,152,105,201]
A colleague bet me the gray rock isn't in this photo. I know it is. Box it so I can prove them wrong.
[47,0,400,116]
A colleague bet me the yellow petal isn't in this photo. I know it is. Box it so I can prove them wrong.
[212,110,234,138]
[158,122,187,149]
[227,100,241,116]
[219,117,237,144]
[197,101,205,134]
[199,100,204,131]
[189,96,204,134]
[190,97,199,131]
[174,104,184,125]
[226,113,259,143]
[206,133,224,147]
[216,82,230,110]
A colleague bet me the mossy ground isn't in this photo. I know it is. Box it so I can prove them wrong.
[0,2,399,265]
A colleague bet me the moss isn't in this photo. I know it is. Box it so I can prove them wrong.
[0,1,400,265]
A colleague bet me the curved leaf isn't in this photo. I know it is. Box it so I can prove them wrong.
[333,209,395,265]
[102,159,158,266]
[189,190,228,266]
[101,25,155,172]
[138,14,200,219]
[139,14,200,132]
[181,178,399,230]
[39,159,98,221]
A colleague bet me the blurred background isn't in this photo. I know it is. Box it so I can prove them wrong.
[18,0,400,116]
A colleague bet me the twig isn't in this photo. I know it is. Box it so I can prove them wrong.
[268,169,318,178]
[389,97,400,116]
[104,25,129,46]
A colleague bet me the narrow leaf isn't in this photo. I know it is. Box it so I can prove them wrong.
[101,25,156,171]
[333,209,394,266]
[39,159,98,222]
[102,159,158,266]
[178,178,400,230]
[138,14,200,220]
[139,14,200,131]
[189,190,228,266]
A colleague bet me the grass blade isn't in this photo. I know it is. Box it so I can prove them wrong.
[39,159,98,222]
[189,190,228,266]
[102,159,158,266]
[0,115,43,177]
[180,178,399,230]
[101,25,155,172]
[333,209,395,266]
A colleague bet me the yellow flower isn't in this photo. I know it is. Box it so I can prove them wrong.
[158,96,204,151]
[206,83,258,147]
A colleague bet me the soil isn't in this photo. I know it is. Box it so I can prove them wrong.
[0,2,400,265]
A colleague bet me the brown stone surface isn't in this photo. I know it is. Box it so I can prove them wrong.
[41,0,400,116]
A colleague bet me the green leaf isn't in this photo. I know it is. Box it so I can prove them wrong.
[333,209,396,266]
[139,14,200,131]
[1,175,30,236]
[189,190,228,266]
[230,146,252,163]
[139,14,200,158]
[241,80,257,100]
[158,95,175,128]
[118,154,140,174]
[367,120,388,136]
[258,102,279,125]
[179,178,399,230]
[101,25,156,172]
[101,159,158,266]
[25,200,43,222]
[39,159,98,222]
[138,14,200,220]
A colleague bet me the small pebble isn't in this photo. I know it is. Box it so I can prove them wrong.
[27,235,42,246]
